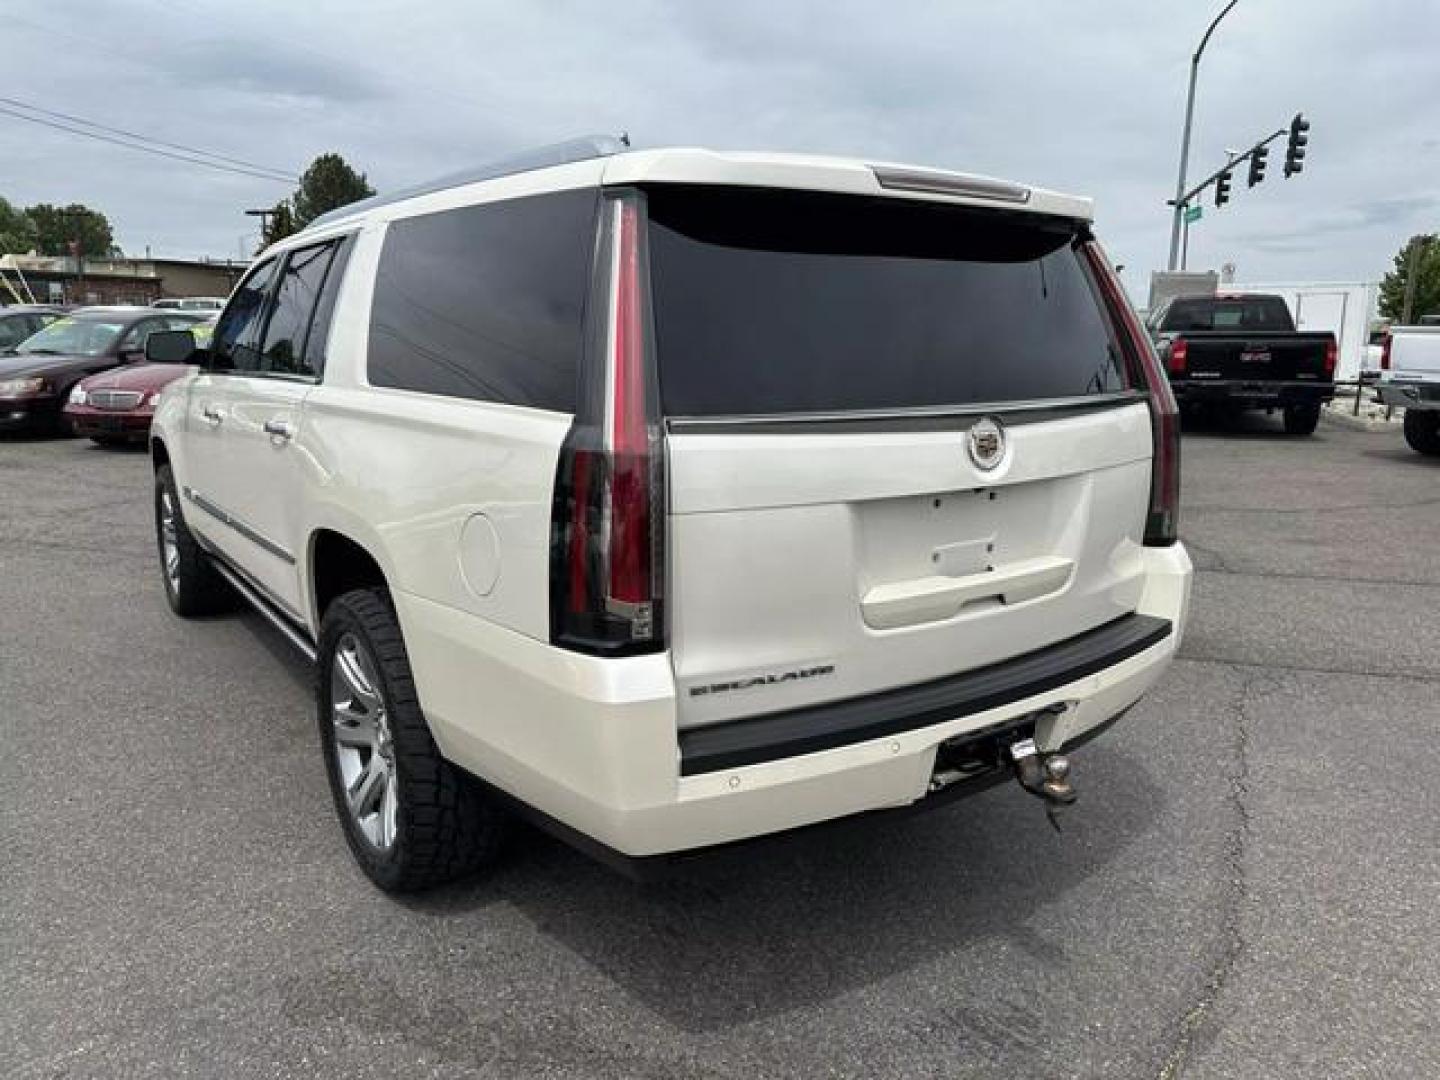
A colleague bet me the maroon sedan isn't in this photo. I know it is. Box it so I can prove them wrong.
[64,319,213,445]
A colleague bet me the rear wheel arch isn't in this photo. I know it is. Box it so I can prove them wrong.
[311,529,390,623]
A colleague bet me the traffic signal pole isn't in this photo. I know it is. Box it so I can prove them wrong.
[1168,0,1241,272]
[1174,127,1287,208]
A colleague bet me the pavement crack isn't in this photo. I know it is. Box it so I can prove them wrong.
[1189,494,1440,517]
[1155,667,1262,1080]
[1177,536,1232,574]
[1177,653,1440,684]
[1189,565,1440,590]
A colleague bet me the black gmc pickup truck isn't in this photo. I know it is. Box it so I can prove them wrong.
[1147,293,1337,435]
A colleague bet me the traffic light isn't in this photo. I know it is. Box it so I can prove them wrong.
[1284,113,1309,177]
[1247,145,1269,187]
[1215,169,1232,207]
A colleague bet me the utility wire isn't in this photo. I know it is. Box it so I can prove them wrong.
[0,95,297,179]
[0,102,296,184]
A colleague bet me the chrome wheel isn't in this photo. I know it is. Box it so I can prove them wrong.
[330,633,398,851]
[159,486,180,593]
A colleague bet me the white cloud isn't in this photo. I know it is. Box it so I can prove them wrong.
[2,0,1436,289]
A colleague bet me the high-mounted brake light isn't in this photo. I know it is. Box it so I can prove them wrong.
[1081,241,1180,547]
[1168,337,1189,375]
[550,192,665,655]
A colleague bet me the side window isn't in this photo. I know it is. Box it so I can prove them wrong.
[119,317,168,354]
[367,188,595,411]
[302,235,354,377]
[210,258,278,373]
[258,243,336,377]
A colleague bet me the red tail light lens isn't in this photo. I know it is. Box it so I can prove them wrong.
[1168,337,1188,375]
[1380,333,1391,371]
[1081,241,1180,547]
[550,192,665,655]
[1323,338,1337,376]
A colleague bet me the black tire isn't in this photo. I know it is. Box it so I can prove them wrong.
[317,588,507,892]
[1403,409,1440,456]
[1283,403,1321,435]
[154,463,233,615]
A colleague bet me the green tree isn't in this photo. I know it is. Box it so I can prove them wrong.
[290,153,374,229]
[1378,234,1440,322]
[24,203,117,258]
[0,196,36,253]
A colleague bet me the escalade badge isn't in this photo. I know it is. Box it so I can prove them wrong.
[967,417,1006,471]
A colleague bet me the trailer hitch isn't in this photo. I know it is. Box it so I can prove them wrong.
[1009,737,1076,832]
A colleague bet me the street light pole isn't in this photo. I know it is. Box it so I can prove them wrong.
[244,208,277,254]
[1167,0,1241,272]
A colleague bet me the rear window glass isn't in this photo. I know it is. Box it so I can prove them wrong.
[367,188,596,411]
[1161,297,1293,332]
[645,186,1126,416]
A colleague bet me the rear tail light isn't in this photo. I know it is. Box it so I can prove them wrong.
[1324,338,1337,376]
[1081,241,1180,547]
[1380,332,1392,371]
[550,192,666,655]
[1168,337,1188,375]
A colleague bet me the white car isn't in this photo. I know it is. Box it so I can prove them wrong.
[145,138,1192,891]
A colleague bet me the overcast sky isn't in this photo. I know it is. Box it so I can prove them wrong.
[3,0,1437,295]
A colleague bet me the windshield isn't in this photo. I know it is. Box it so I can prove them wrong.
[15,316,126,357]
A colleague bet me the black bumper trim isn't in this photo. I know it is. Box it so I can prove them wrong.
[678,613,1172,776]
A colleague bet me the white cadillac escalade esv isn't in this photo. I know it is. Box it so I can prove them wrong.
[145,138,1192,891]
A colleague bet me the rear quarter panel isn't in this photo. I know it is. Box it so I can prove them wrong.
[295,220,571,642]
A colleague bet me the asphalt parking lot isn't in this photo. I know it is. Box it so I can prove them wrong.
[3,416,1438,1079]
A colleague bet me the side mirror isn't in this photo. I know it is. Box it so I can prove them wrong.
[145,329,200,365]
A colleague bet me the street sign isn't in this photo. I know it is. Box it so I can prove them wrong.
[1184,205,1203,224]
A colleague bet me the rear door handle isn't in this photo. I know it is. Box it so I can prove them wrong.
[263,418,295,441]
[201,405,224,425]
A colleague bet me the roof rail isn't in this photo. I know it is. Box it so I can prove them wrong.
[302,134,629,231]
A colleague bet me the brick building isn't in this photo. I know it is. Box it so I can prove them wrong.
[0,253,247,306]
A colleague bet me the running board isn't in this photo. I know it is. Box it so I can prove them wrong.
[207,558,318,663]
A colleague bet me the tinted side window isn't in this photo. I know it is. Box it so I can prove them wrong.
[367,189,596,411]
[259,243,336,377]
[303,235,354,376]
[211,259,278,373]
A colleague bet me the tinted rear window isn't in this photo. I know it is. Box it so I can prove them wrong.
[645,186,1125,416]
[1161,296,1293,332]
[367,188,597,411]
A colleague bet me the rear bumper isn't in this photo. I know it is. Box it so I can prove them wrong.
[401,543,1192,859]
[1377,381,1440,411]
[1171,379,1333,408]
